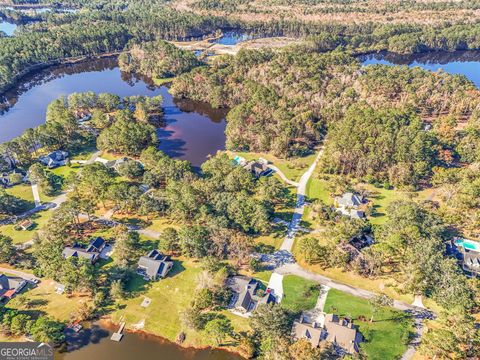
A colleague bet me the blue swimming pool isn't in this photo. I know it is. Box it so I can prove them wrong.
[454,238,480,252]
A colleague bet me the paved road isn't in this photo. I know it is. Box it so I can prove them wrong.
[267,165,299,187]
[31,184,41,207]
[0,266,39,281]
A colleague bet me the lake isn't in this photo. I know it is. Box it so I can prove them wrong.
[0,57,227,166]
[55,322,243,360]
[212,31,254,45]
[360,50,480,88]
[0,20,16,35]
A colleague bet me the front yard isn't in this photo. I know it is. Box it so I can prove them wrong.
[281,275,319,313]
[324,289,412,360]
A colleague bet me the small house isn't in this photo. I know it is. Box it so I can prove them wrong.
[86,237,106,253]
[39,150,69,168]
[62,237,106,264]
[0,274,27,303]
[137,249,173,280]
[18,220,34,231]
[243,161,272,179]
[227,275,276,314]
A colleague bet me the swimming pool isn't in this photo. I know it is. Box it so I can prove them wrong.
[454,238,480,252]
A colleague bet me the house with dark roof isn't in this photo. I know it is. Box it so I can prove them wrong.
[292,314,362,354]
[39,150,69,168]
[0,274,27,303]
[62,237,106,264]
[137,250,173,280]
[243,161,272,179]
[227,275,276,314]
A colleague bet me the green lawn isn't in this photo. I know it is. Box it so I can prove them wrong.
[281,275,319,313]
[0,210,53,244]
[111,259,249,348]
[5,184,35,212]
[306,177,332,204]
[324,289,412,360]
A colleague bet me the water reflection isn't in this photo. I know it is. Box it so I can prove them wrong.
[0,20,17,35]
[360,50,480,88]
[0,57,226,166]
[55,322,244,360]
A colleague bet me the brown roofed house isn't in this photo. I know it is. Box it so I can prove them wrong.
[324,314,363,354]
[291,316,323,348]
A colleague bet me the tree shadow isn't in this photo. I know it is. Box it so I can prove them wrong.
[61,323,110,353]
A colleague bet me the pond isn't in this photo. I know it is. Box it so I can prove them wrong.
[0,20,17,35]
[0,57,227,166]
[211,31,254,45]
[55,322,243,360]
[360,50,480,88]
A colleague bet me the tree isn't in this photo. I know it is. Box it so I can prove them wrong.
[204,317,233,346]
[178,226,211,258]
[158,228,180,254]
[113,227,142,268]
[0,234,14,263]
[110,280,125,301]
[10,314,32,336]
[288,339,324,360]
[29,317,65,344]
[250,304,291,340]
[369,294,393,322]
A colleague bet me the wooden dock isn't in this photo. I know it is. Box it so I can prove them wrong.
[110,321,125,342]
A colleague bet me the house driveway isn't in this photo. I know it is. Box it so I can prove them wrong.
[267,272,284,302]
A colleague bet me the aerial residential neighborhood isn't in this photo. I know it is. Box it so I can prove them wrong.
[0,1,480,360]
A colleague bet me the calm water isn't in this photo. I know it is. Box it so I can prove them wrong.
[0,58,226,166]
[212,31,253,45]
[55,322,243,360]
[0,20,16,35]
[361,51,480,88]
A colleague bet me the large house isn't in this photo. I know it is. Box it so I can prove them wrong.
[62,237,106,264]
[39,150,69,168]
[0,274,28,303]
[243,161,272,179]
[227,275,276,314]
[334,192,365,219]
[137,250,173,280]
[292,314,363,355]
[453,237,480,277]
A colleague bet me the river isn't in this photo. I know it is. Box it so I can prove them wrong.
[0,57,227,166]
[54,322,243,360]
[360,50,480,88]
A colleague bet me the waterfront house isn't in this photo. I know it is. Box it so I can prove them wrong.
[227,275,276,314]
[243,161,272,179]
[137,249,174,280]
[39,150,69,168]
[292,314,362,354]
[0,274,27,303]
[453,237,480,277]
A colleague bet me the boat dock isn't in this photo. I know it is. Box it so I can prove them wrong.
[110,321,125,342]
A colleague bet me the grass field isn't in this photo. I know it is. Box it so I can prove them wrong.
[111,259,249,349]
[9,280,93,322]
[281,275,319,313]
[324,289,412,360]
[305,177,332,204]
[0,210,53,244]
[5,184,35,212]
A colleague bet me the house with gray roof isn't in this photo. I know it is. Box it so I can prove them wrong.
[137,249,173,280]
[227,275,276,314]
[292,314,362,354]
[39,150,69,168]
[0,274,27,303]
[335,192,365,219]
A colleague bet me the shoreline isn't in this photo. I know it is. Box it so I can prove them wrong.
[97,318,245,358]
[0,51,122,96]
